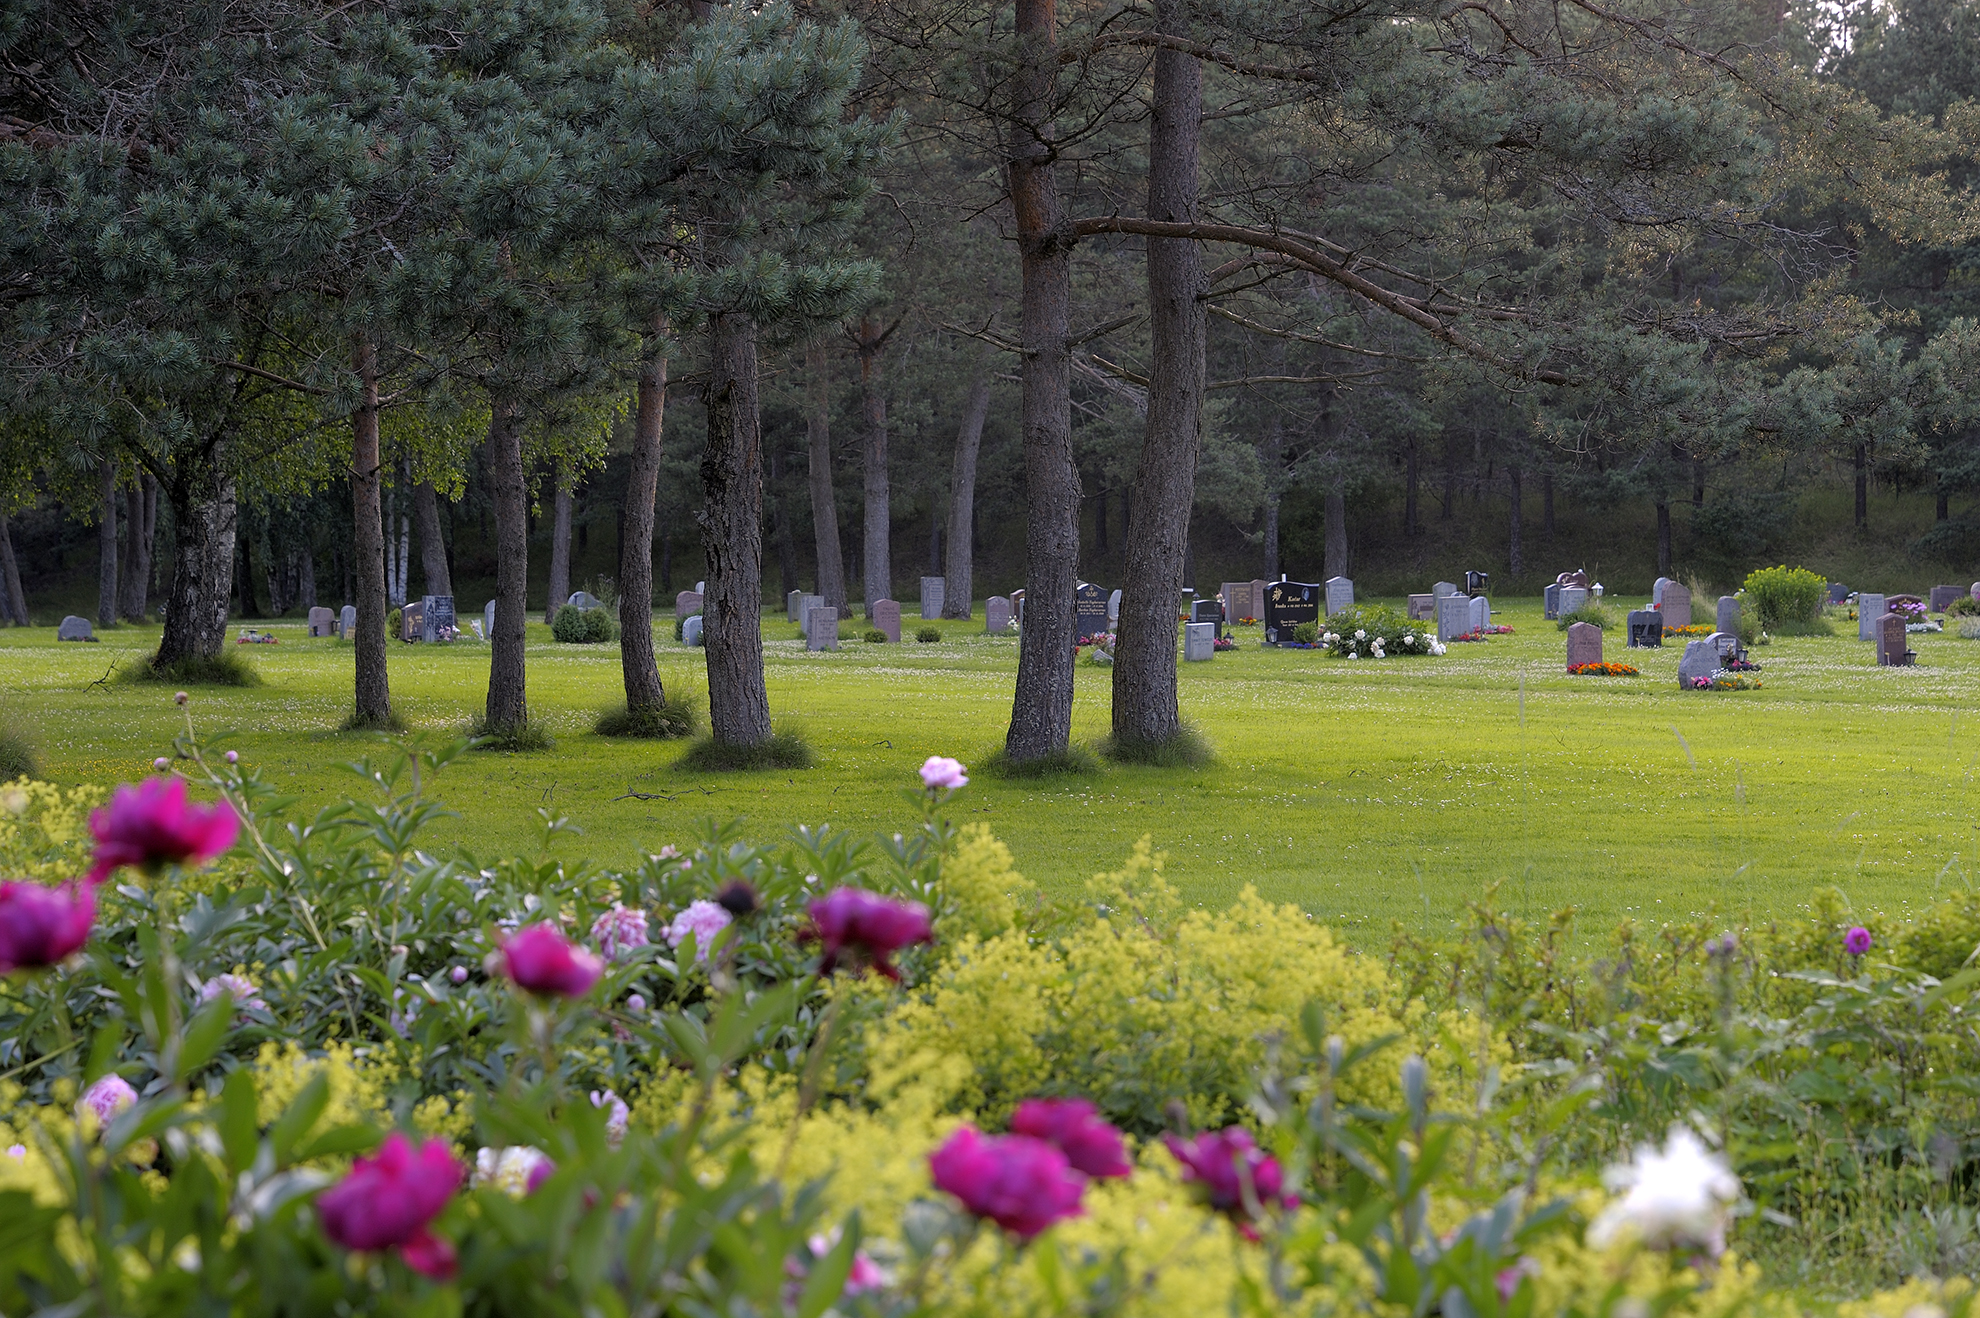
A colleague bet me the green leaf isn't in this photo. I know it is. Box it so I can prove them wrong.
[220,1067,259,1170]
[173,996,236,1083]
[796,1214,859,1318]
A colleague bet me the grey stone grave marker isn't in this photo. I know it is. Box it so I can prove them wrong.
[1653,577,1672,606]
[1677,639,1720,687]
[567,591,602,612]
[340,605,357,638]
[1930,585,1963,612]
[872,599,901,643]
[787,590,805,622]
[986,596,1012,634]
[1558,586,1589,616]
[1108,588,1122,627]
[1324,576,1354,617]
[1435,594,1472,643]
[676,591,703,618]
[1433,581,1460,598]
[1469,596,1491,633]
[1716,595,1740,635]
[1183,622,1215,661]
[1566,621,1603,671]
[1249,580,1268,621]
[57,615,93,642]
[919,577,945,620]
[806,606,837,651]
[683,614,704,646]
[484,600,496,637]
[1661,583,1693,629]
[1858,593,1886,640]
[421,595,456,643]
[1829,582,1849,604]
[308,606,334,637]
[1543,583,1561,619]
[1407,593,1436,621]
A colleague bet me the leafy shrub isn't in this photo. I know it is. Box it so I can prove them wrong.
[1557,603,1614,630]
[386,605,401,638]
[915,627,941,642]
[1946,593,1978,618]
[594,694,699,739]
[1292,621,1319,644]
[551,605,618,643]
[862,629,887,643]
[1961,618,1980,640]
[1741,564,1827,627]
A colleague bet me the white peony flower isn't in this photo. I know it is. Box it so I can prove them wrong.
[474,1145,554,1197]
[1588,1127,1740,1257]
[1354,629,1366,640]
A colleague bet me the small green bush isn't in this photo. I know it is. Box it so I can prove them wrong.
[1946,594,1979,618]
[863,629,888,643]
[121,650,263,687]
[677,728,813,771]
[1292,621,1319,644]
[1556,604,1613,631]
[0,726,38,780]
[468,715,555,751]
[386,606,401,638]
[552,605,619,643]
[916,627,941,643]
[1960,618,1980,640]
[593,693,699,739]
[1741,564,1827,627]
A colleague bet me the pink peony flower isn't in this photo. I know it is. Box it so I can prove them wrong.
[317,1132,462,1279]
[197,972,266,1013]
[806,1234,890,1295]
[590,1089,630,1145]
[449,965,468,984]
[1164,1127,1297,1235]
[0,880,95,972]
[1009,1098,1132,1179]
[928,1126,1087,1239]
[87,778,239,884]
[919,756,968,791]
[589,904,650,962]
[500,924,603,997]
[803,888,932,981]
[79,1074,137,1128]
[1845,925,1873,957]
[665,900,731,961]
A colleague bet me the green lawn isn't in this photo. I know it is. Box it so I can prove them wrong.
[6,599,1976,938]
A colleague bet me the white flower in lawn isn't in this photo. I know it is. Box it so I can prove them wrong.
[1354,629,1366,640]
[1589,1126,1740,1257]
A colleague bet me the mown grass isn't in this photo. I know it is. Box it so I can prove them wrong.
[2,599,1976,940]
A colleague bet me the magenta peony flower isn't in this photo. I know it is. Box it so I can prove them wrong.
[928,1126,1087,1239]
[79,1073,137,1128]
[449,965,468,985]
[665,900,731,961]
[317,1132,462,1278]
[1845,925,1873,957]
[87,778,239,884]
[589,904,650,962]
[803,888,932,981]
[0,880,94,972]
[1164,1127,1297,1235]
[919,756,968,791]
[500,924,603,997]
[1009,1098,1132,1179]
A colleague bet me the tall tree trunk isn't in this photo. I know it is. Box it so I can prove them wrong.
[1404,438,1420,537]
[545,464,573,624]
[700,314,773,747]
[1542,470,1555,541]
[350,337,392,726]
[1112,4,1203,751]
[1440,437,1456,520]
[1656,499,1672,575]
[1093,488,1108,553]
[237,520,260,618]
[413,481,451,597]
[1507,465,1523,576]
[1261,417,1282,581]
[119,481,143,620]
[155,443,236,667]
[0,513,27,625]
[485,399,531,732]
[770,445,799,602]
[1691,458,1704,506]
[620,337,669,714]
[805,341,849,617]
[941,372,991,619]
[1005,0,1080,764]
[853,316,893,617]
[97,456,118,629]
[1938,488,1950,521]
[1854,443,1868,529]
[1324,480,1348,582]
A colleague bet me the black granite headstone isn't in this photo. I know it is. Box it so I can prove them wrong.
[1626,609,1663,648]
[1264,581,1320,643]
[1075,583,1111,643]
[1190,599,1224,639]
[421,595,457,643]
[1465,570,1490,596]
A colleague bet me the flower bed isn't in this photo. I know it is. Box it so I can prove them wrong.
[1664,624,1713,637]
[1690,669,1763,690]
[1569,661,1639,676]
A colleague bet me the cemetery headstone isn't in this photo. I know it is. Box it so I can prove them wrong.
[1407,593,1436,621]
[1972,581,1980,605]
[1557,586,1589,616]
[1221,581,1252,623]
[1011,588,1025,626]
[1433,580,1460,598]
[787,590,804,622]
[1435,594,1472,643]
[1543,583,1561,620]
[1931,585,1963,612]
[308,606,334,637]
[1108,588,1122,627]
[695,581,705,594]
[1626,610,1663,648]
[1716,595,1740,635]
[1857,593,1885,640]
[797,594,823,635]
[676,591,704,618]
[682,614,704,646]
[806,606,838,651]
[1324,576,1354,616]
[1653,577,1672,606]
[1183,622,1215,661]
[1677,639,1719,687]
[1661,583,1692,629]
[920,577,945,620]
[1878,612,1911,667]
[340,604,357,638]
[57,615,93,642]
[1075,583,1111,643]
[1465,570,1489,596]
[1190,598,1224,640]
[1264,580,1321,643]
[567,591,603,612]
[1557,569,1591,590]
[986,596,1013,634]
[484,600,497,637]
[873,599,901,643]
[1565,621,1603,671]
[421,595,456,643]
[1829,582,1850,604]
[1888,593,1925,614]
[400,600,424,642]
[1706,631,1739,661]
[470,618,484,641]
[1468,596,1491,632]
[1249,580,1268,621]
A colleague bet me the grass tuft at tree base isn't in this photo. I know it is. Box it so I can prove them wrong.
[676,728,812,771]
[980,742,1101,780]
[1097,723,1216,768]
[468,715,555,752]
[121,650,263,687]
[594,694,699,740]
[340,708,408,733]
[0,727,38,780]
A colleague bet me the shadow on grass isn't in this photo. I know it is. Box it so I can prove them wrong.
[1097,723,1216,768]
[676,728,811,772]
[595,693,700,740]
[120,651,263,688]
[979,742,1102,780]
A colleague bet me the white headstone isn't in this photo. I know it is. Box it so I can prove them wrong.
[806,606,837,651]
[1468,595,1490,632]
[567,591,602,612]
[341,604,357,638]
[1433,581,1460,598]
[1108,588,1121,626]
[695,581,705,594]
[57,615,92,642]
[308,606,335,637]
[1858,593,1885,640]
[682,614,704,646]
[1558,586,1589,615]
[1324,576,1354,616]
[1653,577,1673,606]
[920,577,945,620]
[1435,595,1472,643]
[986,596,1013,634]
[798,595,825,636]
[1183,621,1215,661]
[787,590,805,623]
[485,600,497,637]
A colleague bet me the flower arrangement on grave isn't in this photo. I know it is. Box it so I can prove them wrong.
[234,629,278,645]
[1318,605,1445,658]
[1690,669,1763,690]
[1236,616,1258,626]
[1077,632,1117,665]
[1663,624,1712,638]
[1569,661,1639,676]
[1892,598,1928,621]
[1722,656,1761,672]
[1447,630,1488,643]
[1213,635,1236,651]
[1479,623,1514,634]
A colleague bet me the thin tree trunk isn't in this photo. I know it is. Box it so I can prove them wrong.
[546,464,573,624]
[237,519,260,618]
[1938,489,1951,521]
[699,314,773,746]
[1543,470,1555,541]
[1507,465,1523,576]
[1112,2,1203,751]
[485,398,531,731]
[1094,488,1108,553]
[770,445,799,602]
[1440,437,1456,520]
[1324,480,1348,582]
[1854,443,1868,529]
[119,482,143,620]
[414,481,452,597]
[1262,417,1282,581]
[805,341,849,617]
[97,456,118,629]
[0,514,27,625]
[620,336,669,714]
[854,315,893,617]
[1006,0,1080,763]
[942,372,991,619]
[1656,499,1672,575]
[350,337,392,725]
[1404,438,1420,538]
[1692,458,1704,506]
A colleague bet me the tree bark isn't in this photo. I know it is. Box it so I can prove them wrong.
[349,337,392,725]
[1542,470,1555,541]
[699,314,773,746]
[1507,465,1523,576]
[0,514,27,625]
[1854,443,1868,529]
[546,464,573,624]
[238,529,259,618]
[620,338,669,713]
[1938,488,1951,521]
[1404,438,1420,537]
[853,315,893,617]
[1324,480,1348,581]
[1656,499,1672,575]
[1691,458,1704,506]
[1261,417,1282,581]
[1005,0,1080,763]
[1112,1,1203,751]
[119,481,142,620]
[805,341,849,617]
[942,372,991,619]
[414,481,451,597]
[155,446,237,667]
[484,399,531,731]
[97,456,118,629]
